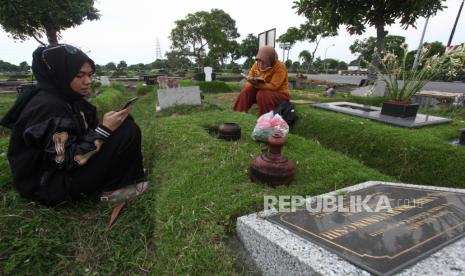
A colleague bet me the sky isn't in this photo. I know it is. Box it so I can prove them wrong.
[1,0,464,67]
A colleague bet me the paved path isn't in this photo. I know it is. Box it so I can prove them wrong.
[296,74,465,93]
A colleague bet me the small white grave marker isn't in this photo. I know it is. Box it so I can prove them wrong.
[204,67,212,82]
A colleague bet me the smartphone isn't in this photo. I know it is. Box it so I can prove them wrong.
[253,76,265,83]
[120,97,138,111]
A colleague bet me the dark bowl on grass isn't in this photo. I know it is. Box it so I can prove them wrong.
[218,123,241,141]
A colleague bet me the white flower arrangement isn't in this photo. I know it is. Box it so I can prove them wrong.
[375,44,465,102]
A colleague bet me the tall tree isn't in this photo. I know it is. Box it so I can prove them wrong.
[165,50,193,70]
[117,61,127,71]
[278,22,336,70]
[0,0,100,45]
[105,62,117,71]
[298,50,312,72]
[294,0,445,74]
[169,9,239,67]
[350,35,407,65]
[239,33,259,69]
[19,61,30,72]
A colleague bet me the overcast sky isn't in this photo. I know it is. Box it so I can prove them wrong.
[1,0,464,66]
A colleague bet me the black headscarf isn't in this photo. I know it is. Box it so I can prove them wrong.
[32,44,95,102]
[1,44,95,129]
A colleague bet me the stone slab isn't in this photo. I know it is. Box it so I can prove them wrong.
[312,101,452,128]
[237,181,465,276]
[156,86,201,110]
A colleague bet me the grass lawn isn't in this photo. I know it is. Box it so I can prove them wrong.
[1,83,464,274]
[0,87,395,274]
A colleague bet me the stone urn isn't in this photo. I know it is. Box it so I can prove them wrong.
[250,134,296,187]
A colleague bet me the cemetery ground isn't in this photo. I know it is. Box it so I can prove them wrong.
[0,82,465,274]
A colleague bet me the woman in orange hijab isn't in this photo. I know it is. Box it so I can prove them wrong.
[233,46,289,115]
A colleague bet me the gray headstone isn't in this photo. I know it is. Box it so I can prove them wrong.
[204,67,212,82]
[100,76,110,86]
[156,86,201,110]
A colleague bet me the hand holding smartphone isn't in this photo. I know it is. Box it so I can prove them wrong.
[120,97,138,111]
[252,76,265,83]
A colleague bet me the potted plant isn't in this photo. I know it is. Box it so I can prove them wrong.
[374,44,465,118]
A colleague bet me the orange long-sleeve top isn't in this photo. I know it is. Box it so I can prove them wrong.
[246,60,289,96]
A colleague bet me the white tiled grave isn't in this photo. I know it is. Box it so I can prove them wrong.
[156,86,201,110]
[237,181,465,276]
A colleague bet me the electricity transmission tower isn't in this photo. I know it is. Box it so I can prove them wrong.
[155,38,162,60]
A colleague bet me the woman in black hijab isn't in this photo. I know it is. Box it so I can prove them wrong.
[1,44,147,205]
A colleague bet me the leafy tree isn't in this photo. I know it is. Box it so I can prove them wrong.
[169,9,239,67]
[323,58,339,71]
[291,61,301,73]
[423,41,446,57]
[0,60,19,72]
[298,50,312,72]
[128,63,146,72]
[239,33,258,59]
[406,41,446,69]
[294,0,445,71]
[279,22,336,70]
[350,35,406,65]
[338,61,348,70]
[0,0,100,45]
[117,61,127,71]
[285,59,293,69]
[105,62,117,71]
[165,50,193,70]
[150,59,169,69]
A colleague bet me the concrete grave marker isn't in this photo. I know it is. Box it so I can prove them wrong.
[156,86,201,110]
[204,67,212,82]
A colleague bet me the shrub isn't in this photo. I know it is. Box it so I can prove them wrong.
[198,81,232,93]
[226,81,242,92]
[109,82,126,93]
[180,79,197,87]
[293,106,465,188]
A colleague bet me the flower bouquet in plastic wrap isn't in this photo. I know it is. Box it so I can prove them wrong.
[251,111,289,142]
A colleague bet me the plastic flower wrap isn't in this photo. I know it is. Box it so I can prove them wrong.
[251,111,289,142]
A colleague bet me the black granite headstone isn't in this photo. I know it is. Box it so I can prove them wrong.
[267,184,465,276]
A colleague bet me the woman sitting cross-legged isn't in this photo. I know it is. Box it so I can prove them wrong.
[233,46,290,116]
[1,44,148,206]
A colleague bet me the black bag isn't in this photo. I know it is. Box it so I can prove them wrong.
[273,101,298,127]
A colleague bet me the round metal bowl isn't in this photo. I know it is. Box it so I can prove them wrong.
[218,123,241,141]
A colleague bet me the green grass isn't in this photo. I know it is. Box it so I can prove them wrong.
[293,105,465,187]
[0,91,393,274]
[145,110,391,274]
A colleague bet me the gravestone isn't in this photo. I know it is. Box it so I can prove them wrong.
[156,86,201,111]
[100,76,110,86]
[204,67,213,82]
[157,76,181,89]
[238,181,465,275]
